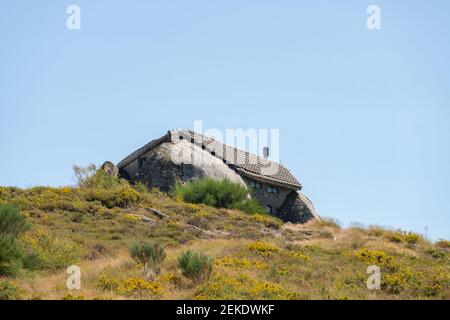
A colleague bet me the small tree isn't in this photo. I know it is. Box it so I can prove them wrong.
[178,250,213,282]
[73,164,97,187]
[0,205,30,277]
[129,241,166,280]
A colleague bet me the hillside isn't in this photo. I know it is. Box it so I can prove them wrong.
[0,172,449,300]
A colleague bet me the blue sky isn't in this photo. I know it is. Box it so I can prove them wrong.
[1,1,449,240]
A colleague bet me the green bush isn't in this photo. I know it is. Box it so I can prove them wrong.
[0,280,22,300]
[178,250,213,281]
[0,205,29,277]
[129,241,166,280]
[0,235,24,277]
[0,204,29,236]
[172,178,265,214]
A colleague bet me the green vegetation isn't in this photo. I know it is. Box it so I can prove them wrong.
[172,178,265,214]
[0,279,23,300]
[0,205,29,276]
[178,250,213,281]
[130,241,166,280]
[0,165,448,300]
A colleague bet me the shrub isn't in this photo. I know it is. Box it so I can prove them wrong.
[195,274,298,300]
[435,239,450,250]
[0,280,23,300]
[73,164,97,187]
[83,185,140,208]
[248,241,279,256]
[129,241,166,280]
[0,235,24,276]
[403,232,422,245]
[386,230,422,245]
[96,275,162,296]
[0,205,29,276]
[0,204,29,236]
[172,178,265,214]
[354,248,394,266]
[20,228,83,270]
[178,250,213,281]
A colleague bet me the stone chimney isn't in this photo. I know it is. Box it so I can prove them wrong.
[263,147,270,159]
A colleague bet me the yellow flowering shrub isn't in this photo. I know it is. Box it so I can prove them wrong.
[96,275,162,296]
[354,248,394,266]
[123,214,139,222]
[383,267,417,294]
[215,256,268,270]
[288,251,311,261]
[195,274,298,300]
[20,228,83,270]
[386,231,422,245]
[248,241,279,256]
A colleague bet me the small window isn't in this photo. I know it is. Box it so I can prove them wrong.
[211,151,216,156]
[191,138,195,143]
[202,145,206,150]
[179,136,184,140]
[266,206,273,214]
[268,186,279,194]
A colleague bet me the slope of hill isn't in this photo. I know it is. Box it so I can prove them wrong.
[0,173,449,300]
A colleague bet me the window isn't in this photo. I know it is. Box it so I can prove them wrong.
[191,138,195,143]
[211,151,216,156]
[268,186,279,194]
[266,206,273,214]
[179,136,184,140]
[250,181,262,189]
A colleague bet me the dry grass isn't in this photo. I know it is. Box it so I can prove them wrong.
[1,182,449,300]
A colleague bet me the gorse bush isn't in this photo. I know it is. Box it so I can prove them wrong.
[20,228,83,270]
[172,178,265,214]
[386,230,422,245]
[96,275,162,296]
[178,250,213,281]
[129,241,166,280]
[0,205,29,277]
[75,165,140,208]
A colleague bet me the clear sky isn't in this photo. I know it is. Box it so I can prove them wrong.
[1,1,449,240]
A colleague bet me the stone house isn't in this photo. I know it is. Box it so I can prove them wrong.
[117,129,319,223]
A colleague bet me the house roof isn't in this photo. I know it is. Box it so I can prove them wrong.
[117,129,302,190]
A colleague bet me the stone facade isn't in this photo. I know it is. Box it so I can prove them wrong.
[117,129,319,223]
[241,177,291,215]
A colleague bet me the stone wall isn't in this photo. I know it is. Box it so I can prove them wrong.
[241,177,291,214]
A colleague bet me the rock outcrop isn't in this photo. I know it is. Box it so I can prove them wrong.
[277,191,320,223]
[134,139,246,191]
[101,161,119,177]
